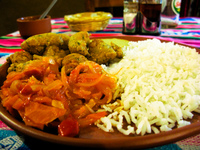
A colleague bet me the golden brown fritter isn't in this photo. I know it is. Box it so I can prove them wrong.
[43,45,69,58]
[43,45,69,67]
[59,34,70,50]
[62,53,88,75]
[8,51,32,64]
[7,61,31,73]
[32,54,43,60]
[6,51,33,73]
[8,63,24,73]
[88,39,117,64]
[21,33,70,55]
[110,42,123,58]
[68,31,90,56]
[21,33,61,55]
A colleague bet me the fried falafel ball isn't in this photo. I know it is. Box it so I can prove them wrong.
[68,31,90,56]
[110,42,123,58]
[59,34,70,50]
[62,53,88,75]
[21,33,70,55]
[8,51,32,64]
[43,45,69,58]
[88,39,117,64]
[43,45,69,66]
[7,62,30,73]
[32,54,43,60]
[7,51,33,73]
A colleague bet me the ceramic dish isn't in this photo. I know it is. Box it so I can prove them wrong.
[17,15,52,38]
[64,12,112,31]
[0,36,200,149]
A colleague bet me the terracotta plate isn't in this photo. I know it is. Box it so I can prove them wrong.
[0,36,200,149]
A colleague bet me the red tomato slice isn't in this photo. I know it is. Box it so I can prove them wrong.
[58,115,79,137]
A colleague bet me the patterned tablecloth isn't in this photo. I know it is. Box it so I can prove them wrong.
[0,17,200,149]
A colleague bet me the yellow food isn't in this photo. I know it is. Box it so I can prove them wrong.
[88,39,117,64]
[68,31,90,56]
[21,33,70,55]
[62,53,88,75]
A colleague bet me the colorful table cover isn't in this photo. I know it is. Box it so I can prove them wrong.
[0,17,200,149]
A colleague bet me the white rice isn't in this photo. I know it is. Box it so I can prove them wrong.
[96,39,200,135]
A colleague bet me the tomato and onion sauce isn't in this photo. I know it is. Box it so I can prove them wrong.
[0,57,116,137]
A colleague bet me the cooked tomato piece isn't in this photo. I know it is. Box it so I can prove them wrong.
[78,111,107,128]
[20,84,33,95]
[58,115,79,137]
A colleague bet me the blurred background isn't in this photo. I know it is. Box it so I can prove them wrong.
[0,0,199,36]
[0,0,85,36]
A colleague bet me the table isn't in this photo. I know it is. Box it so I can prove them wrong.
[0,17,200,149]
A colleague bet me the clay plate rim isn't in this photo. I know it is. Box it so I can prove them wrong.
[0,36,200,149]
